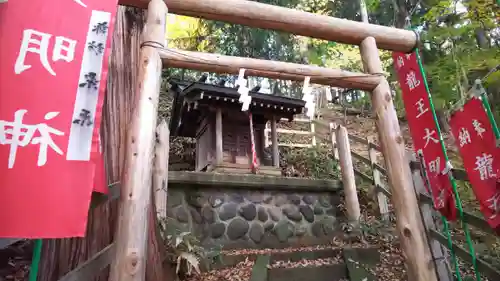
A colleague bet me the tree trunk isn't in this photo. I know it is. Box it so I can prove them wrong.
[38,7,146,281]
[146,190,171,281]
[394,0,409,28]
[475,28,489,48]
[435,109,450,134]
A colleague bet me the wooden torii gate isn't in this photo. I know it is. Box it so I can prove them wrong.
[111,0,436,281]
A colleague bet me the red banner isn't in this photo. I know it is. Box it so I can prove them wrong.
[450,97,500,230]
[92,130,107,194]
[0,0,117,237]
[393,52,456,221]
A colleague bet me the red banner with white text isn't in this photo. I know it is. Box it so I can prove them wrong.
[450,97,500,230]
[393,52,456,221]
[0,0,116,237]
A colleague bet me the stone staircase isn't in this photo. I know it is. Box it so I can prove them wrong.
[207,246,380,281]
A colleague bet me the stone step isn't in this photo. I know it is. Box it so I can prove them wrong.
[271,247,342,263]
[266,249,345,281]
[204,247,380,281]
[214,247,339,269]
[267,263,347,281]
[266,247,379,281]
[250,255,271,281]
[209,246,379,271]
[210,246,334,270]
[344,248,377,281]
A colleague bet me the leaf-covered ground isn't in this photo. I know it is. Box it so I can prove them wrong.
[0,240,32,281]
[183,193,408,281]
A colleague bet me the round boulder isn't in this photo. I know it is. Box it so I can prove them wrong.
[239,204,257,221]
[274,220,294,242]
[227,218,250,240]
[257,207,268,222]
[299,205,315,223]
[263,221,275,232]
[175,207,189,223]
[190,207,202,224]
[219,203,238,221]
[282,205,303,222]
[201,206,216,224]
[318,195,331,208]
[229,193,245,203]
[267,207,281,221]
[209,194,225,208]
[313,205,324,215]
[302,194,317,205]
[249,223,265,243]
[287,194,301,205]
[210,222,226,239]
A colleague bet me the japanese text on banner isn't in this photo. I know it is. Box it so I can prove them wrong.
[393,52,456,220]
[0,0,117,238]
[450,98,500,231]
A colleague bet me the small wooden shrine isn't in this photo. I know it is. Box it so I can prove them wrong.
[169,78,306,175]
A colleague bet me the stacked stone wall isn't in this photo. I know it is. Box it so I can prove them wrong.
[166,186,344,249]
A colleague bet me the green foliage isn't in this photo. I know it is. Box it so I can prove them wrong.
[167,232,203,278]
[284,146,339,179]
[160,218,222,280]
[359,217,396,241]
[337,0,500,117]
[418,0,500,114]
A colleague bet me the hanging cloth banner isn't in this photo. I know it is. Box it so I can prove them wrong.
[392,52,457,221]
[0,0,117,237]
[449,97,500,231]
[248,112,259,173]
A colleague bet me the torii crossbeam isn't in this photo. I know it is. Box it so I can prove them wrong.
[119,0,417,52]
[159,48,384,90]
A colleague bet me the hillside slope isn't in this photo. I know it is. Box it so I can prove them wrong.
[278,104,462,180]
[278,105,499,281]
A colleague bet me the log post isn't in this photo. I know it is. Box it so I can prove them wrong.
[359,36,437,281]
[335,125,360,224]
[259,123,268,163]
[359,0,389,221]
[310,122,316,147]
[154,119,170,223]
[358,0,369,23]
[329,122,339,161]
[146,120,170,281]
[110,0,166,280]
[264,122,270,148]
[407,152,453,281]
[367,137,389,221]
[215,108,223,164]
[271,116,279,167]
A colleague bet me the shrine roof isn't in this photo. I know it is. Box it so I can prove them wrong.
[169,79,306,137]
[182,81,304,106]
